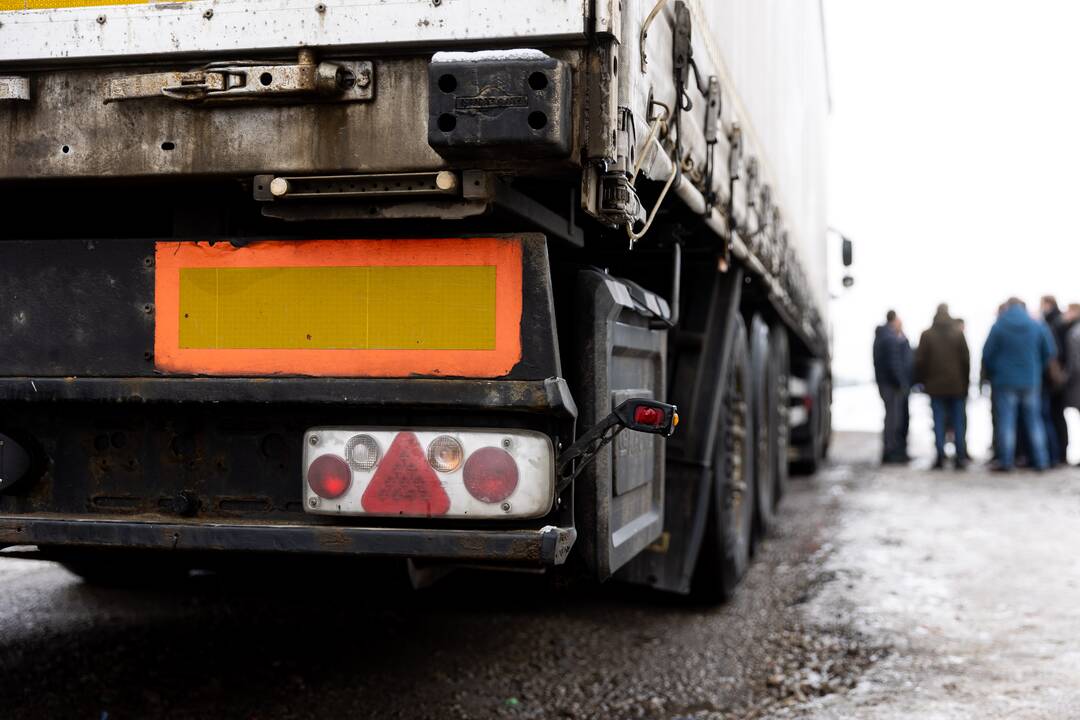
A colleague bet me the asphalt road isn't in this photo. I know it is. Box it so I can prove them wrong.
[0,442,860,720]
[14,428,1075,719]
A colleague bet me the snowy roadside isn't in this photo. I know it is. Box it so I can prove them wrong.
[781,432,1080,719]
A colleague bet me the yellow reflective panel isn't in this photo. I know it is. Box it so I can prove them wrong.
[178,265,497,351]
[2,0,190,9]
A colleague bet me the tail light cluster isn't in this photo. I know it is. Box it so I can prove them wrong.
[301,428,554,519]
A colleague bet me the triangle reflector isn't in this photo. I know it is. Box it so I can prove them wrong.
[362,432,451,516]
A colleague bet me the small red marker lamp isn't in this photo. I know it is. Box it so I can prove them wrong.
[556,398,679,492]
[616,398,678,437]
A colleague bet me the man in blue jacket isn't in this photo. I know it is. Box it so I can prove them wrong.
[873,310,913,464]
[982,298,1056,471]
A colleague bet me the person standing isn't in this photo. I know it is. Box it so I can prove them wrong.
[874,310,912,464]
[982,298,1055,471]
[915,304,971,469]
[1062,304,1080,453]
[1040,296,1069,464]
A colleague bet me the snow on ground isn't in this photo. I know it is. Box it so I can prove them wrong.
[786,430,1080,719]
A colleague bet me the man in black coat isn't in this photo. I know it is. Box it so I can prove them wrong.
[874,310,913,464]
[1041,295,1069,464]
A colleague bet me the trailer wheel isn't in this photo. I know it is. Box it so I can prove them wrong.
[749,316,777,536]
[692,316,754,603]
[769,327,791,505]
[795,387,823,475]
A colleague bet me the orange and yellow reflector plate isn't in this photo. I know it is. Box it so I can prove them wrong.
[154,238,523,377]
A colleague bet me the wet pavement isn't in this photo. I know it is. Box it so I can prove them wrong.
[0,430,1076,718]
[790,434,1080,719]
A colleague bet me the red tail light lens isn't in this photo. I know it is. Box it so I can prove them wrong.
[633,405,663,426]
[307,454,352,499]
[462,447,519,504]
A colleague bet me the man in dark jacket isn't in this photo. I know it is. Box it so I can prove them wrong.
[915,304,970,469]
[982,299,1055,471]
[873,310,912,464]
[1040,296,1068,463]
[1063,305,1080,447]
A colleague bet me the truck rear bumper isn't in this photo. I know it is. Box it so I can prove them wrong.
[0,516,577,566]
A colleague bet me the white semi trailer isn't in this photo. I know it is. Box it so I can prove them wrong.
[0,0,832,600]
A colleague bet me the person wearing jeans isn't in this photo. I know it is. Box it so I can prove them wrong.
[982,299,1055,471]
[915,304,970,469]
[930,395,967,467]
[995,387,1048,471]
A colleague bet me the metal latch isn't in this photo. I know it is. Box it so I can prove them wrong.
[704,76,721,144]
[0,77,30,102]
[672,0,693,88]
[104,49,373,105]
[598,172,646,228]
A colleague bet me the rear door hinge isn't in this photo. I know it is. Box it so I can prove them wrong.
[104,49,373,106]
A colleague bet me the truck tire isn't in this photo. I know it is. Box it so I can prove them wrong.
[820,375,832,461]
[749,315,777,536]
[793,381,823,475]
[769,327,791,504]
[791,362,827,476]
[692,316,754,603]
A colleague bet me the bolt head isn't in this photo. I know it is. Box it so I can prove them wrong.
[308,435,319,446]
[96,14,106,23]
[435,171,458,192]
[308,497,319,508]
[269,177,291,197]
[315,2,326,11]
[203,9,213,18]
[500,501,512,513]
[356,69,372,88]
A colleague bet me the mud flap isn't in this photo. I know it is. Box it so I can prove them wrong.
[573,269,668,579]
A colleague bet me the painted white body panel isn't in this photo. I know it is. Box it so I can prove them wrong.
[0,0,828,316]
[709,0,830,312]
[0,0,589,62]
[623,0,830,312]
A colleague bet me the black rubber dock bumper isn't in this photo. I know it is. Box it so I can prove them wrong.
[0,517,578,566]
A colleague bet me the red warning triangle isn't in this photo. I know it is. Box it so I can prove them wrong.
[361,432,451,516]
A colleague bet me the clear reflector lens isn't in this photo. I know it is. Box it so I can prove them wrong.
[345,434,380,471]
[307,454,352,499]
[427,435,464,473]
[462,447,519,503]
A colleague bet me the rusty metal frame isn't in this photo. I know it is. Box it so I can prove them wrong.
[0,376,579,415]
[0,516,578,565]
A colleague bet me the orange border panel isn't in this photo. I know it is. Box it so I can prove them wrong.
[154,238,523,377]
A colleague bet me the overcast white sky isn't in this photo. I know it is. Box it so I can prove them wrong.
[824,0,1080,383]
